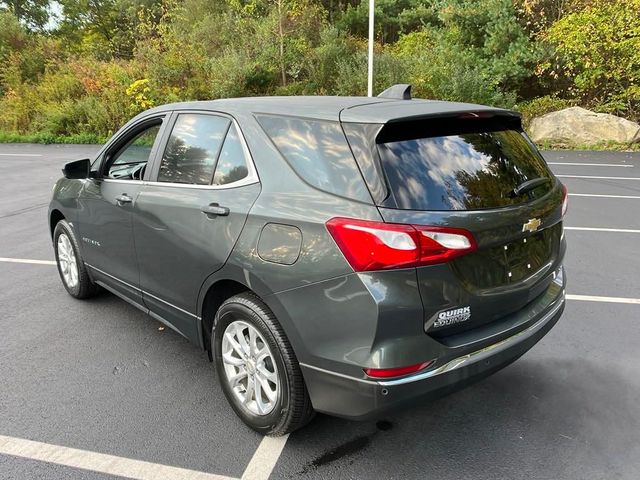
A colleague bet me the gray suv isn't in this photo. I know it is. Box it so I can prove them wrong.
[49,87,567,436]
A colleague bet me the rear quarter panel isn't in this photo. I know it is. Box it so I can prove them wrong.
[197,112,383,361]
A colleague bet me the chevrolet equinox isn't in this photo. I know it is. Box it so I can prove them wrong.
[49,85,567,436]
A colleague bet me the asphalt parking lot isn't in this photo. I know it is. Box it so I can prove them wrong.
[1,144,639,480]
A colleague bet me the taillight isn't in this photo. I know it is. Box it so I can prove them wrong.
[364,361,433,379]
[325,218,477,272]
[561,184,568,217]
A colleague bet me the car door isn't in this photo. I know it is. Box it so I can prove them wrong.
[132,111,261,341]
[79,116,167,305]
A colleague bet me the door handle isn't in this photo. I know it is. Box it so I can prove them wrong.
[116,194,133,205]
[201,203,230,217]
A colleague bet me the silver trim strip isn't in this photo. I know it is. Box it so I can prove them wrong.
[141,178,258,190]
[299,363,378,385]
[94,280,148,313]
[101,173,257,191]
[86,263,140,292]
[143,290,200,320]
[102,179,144,185]
[85,263,200,320]
[379,292,565,387]
[301,292,565,388]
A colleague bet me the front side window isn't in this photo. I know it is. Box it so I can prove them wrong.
[158,114,230,185]
[107,123,161,180]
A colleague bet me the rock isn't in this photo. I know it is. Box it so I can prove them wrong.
[529,107,640,145]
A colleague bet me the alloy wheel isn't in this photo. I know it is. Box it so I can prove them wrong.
[57,233,79,288]
[221,320,279,416]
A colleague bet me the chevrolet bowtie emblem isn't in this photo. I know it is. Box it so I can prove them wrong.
[522,218,542,233]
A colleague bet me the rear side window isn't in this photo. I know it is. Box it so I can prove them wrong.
[257,115,370,202]
[377,129,553,211]
[213,124,249,185]
[158,114,230,185]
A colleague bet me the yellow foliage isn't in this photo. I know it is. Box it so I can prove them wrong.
[125,79,155,115]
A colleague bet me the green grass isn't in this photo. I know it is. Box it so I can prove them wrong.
[0,131,107,145]
[536,140,640,152]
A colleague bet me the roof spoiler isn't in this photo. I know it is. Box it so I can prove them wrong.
[376,112,522,143]
[377,84,412,100]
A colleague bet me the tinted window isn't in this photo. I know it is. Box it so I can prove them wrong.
[107,124,161,179]
[213,124,249,185]
[377,130,552,211]
[257,115,370,201]
[158,114,230,185]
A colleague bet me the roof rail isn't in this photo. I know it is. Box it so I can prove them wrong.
[377,84,412,100]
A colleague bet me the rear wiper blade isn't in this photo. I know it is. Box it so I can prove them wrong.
[507,177,550,198]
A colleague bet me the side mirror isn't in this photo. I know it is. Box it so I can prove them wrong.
[62,158,91,179]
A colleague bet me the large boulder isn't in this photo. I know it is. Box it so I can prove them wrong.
[529,107,640,145]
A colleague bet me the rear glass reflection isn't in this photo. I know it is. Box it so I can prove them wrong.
[377,130,552,211]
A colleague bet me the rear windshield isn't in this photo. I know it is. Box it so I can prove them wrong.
[377,129,553,211]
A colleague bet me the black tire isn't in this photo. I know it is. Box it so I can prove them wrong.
[213,292,314,436]
[53,219,100,299]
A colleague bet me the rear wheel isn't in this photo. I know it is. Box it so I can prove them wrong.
[213,292,314,436]
[53,220,99,299]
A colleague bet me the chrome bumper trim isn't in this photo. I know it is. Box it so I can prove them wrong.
[378,292,565,387]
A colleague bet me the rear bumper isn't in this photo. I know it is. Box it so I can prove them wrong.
[300,291,565,420]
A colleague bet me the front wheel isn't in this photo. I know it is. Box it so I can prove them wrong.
[213,293,314,436]
[53,220,99,299]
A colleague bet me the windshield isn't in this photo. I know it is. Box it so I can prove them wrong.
[377,129,553,211]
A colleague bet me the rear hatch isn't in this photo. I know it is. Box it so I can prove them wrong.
[344,111,567,339]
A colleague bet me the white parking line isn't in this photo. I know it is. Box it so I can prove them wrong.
[0,434,236,480]
[0,257,56,265]
[567,294,640,305]
[564,227,640,233]
[548,162,633,167]
[241,435,289,480]
[556,175,640,180]
[0,153,42,157]
[569,193,640,199]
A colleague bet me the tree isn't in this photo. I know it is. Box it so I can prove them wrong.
[0,0,50,30]
[57,0,163,59]
[336,0,439,44]
[544,0,640,116]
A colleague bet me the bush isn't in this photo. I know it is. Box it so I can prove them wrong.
[391,30,517,108]
[331,44,408,97]
[0,58,137,137]
[0,12,49,94]
[544,0,640,118]
[303,27,355,94]
[516,95,575,127]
